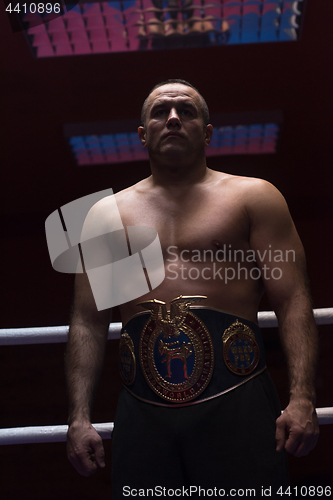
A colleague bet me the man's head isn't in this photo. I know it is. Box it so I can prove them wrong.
[138,80,213,164]
[140,79,210,129]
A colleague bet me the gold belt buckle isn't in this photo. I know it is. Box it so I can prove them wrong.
[138,295,214,403]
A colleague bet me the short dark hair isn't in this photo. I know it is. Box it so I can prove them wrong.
[140,79,210,127]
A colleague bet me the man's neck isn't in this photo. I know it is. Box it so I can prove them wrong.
[148,156,211,189]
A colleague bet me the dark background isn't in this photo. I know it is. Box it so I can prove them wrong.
[1,0,332,498]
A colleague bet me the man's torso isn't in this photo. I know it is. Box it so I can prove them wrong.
[112,170,265,325]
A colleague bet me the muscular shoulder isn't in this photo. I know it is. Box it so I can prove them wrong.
[241,177,289,220]
[217,174,288,213]
[228,176,296,246]
[210,173,292,234]
[217,173,278,194]
[85,180,146,221]
[114,179,147,203]
[81,188,132,237]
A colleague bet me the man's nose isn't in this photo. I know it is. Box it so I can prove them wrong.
[166,108,181,127]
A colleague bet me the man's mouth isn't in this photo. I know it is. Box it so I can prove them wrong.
[163,132,184,139]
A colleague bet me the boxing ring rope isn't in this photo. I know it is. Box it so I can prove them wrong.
[0,423,114,445]
[1,308,333,346]
[0,407,332,446]
[1,307,332,445]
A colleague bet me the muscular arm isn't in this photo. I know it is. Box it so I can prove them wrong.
[247,179,319,456]
[65,199,114,476]
[274,286,319,456]
[66,277,110,424]
[66,271,111,476]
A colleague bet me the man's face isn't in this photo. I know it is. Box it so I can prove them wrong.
[138,84,212,158]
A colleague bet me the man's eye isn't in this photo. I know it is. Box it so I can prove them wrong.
[180,109,192,115]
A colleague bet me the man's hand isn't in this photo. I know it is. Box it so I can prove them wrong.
[276,399,319,457]
[67,421,106,476]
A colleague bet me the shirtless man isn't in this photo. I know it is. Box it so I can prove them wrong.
[66,79,319,497]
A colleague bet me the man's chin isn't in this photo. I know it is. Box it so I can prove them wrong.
[160,144,188,156]
[148,143,199,162]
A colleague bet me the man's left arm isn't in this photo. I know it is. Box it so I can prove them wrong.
[247,179,319,457]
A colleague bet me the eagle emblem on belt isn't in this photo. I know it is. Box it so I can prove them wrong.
[138,295,214,403]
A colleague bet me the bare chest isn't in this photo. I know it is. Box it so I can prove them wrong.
[116,188,250,258]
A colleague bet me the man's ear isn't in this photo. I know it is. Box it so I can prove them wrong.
[204,124,213,147]
[138,126,147,148]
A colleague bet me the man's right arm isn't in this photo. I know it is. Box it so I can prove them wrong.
[65,270,111,476]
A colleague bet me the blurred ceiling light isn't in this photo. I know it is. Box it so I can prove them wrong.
[64,111,282,165]
[18,0,306,57]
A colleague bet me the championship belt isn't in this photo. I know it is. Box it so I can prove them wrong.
[119,296,267,407]
[138,296,214,403]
